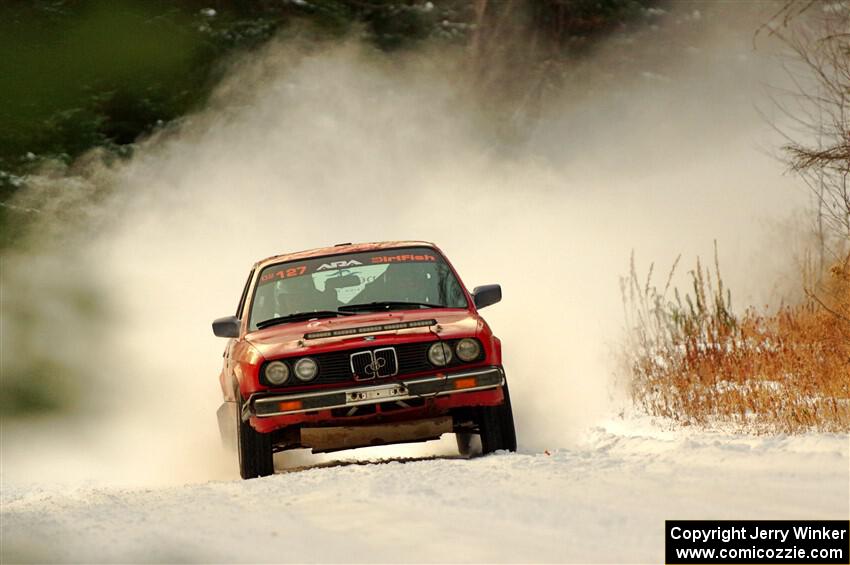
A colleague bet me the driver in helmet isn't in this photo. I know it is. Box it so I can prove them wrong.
[273,275,318,317]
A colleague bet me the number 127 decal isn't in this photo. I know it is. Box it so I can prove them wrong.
[260,265,307,284]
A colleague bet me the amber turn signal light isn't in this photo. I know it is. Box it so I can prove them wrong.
[278,400,302,412]
[453,377,477,390]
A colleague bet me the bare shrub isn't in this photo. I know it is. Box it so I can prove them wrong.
[623,245,850,433]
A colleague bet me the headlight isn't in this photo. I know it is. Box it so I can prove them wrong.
[428,342,453,366]
[455,338,481,362]
[294,357,318,381]
[265,361,290,385]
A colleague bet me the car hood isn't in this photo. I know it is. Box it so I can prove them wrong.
[245,309,482,359]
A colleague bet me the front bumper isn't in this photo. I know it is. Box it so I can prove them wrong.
[246,366,504,419]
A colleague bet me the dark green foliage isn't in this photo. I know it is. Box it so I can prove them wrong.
[0,0,661,192]
[360,3,433,50]
[0,0,666,249]
[0,1,205,164]
[0,360,80,416]
[0,0,442,192]
[531,0,653,44]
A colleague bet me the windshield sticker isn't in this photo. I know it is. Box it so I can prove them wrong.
[371,253,436,264]
[316,259,364,271]
[257,249,441,287]
[259,265,307,285]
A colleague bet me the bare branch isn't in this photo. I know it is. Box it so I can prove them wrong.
[764,1,850,259]
[805,287,850,323]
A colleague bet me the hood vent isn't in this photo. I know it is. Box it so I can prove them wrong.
[303,318,437,340]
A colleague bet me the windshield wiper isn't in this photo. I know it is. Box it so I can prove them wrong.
[338,301,447,313]
[256,310,352,329]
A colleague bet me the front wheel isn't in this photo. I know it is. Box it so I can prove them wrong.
[237,400,274,479]
[456,431,478,456]
[478,383,517,454]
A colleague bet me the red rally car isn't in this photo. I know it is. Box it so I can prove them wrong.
[213,241,516,479]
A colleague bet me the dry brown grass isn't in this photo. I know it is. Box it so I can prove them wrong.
[623,246,850,433]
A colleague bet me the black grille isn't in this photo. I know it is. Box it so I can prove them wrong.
[294,341,433,386]
[395,342,433,373]
[259,339,482,388]
[374,348,399,378]
[350,351,373,379]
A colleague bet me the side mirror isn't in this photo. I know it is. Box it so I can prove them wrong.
[212,316,241,338]
[472,284,501,309]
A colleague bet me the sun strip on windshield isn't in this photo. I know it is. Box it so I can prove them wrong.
[303,318,437,340]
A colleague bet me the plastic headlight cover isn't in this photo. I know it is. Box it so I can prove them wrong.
[265,360,290,385]
[455,338,481,362]
[294,357,318,381]
[428,342,453,366]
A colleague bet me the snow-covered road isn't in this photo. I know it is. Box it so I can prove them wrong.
[2,420,847,563]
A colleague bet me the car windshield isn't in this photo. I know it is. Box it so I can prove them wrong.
[248,247,468,330]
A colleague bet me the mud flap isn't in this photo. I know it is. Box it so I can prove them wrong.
[217,401,238,452]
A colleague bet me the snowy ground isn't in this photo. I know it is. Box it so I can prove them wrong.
[2,419,847,563]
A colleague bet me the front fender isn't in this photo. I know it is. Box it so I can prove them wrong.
[234,341,264,400]
[220,340,264,402]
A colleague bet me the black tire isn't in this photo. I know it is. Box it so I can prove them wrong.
[237,400,274,479]
[456,432,475,456]
[499,383,518,452]
[478,383,517,455]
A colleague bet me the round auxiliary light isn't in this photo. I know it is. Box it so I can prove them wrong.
[428,342,453,366]
[294,357,319,381]
[265,361,290,385]
[455,338,481,362]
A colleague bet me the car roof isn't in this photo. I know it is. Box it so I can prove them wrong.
[254,240,440,269]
